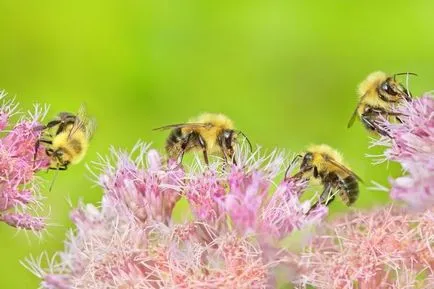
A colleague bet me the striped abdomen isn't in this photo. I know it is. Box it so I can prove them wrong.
[165,128,184,159]
[339,175,359,206]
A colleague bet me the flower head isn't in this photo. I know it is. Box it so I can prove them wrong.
[0,91,50,231]
[372,94,434,208]
[185,148,327,239]
[293,205,434,289]
[95,143,184,224]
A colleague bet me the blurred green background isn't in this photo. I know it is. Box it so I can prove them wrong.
[0,0,432,288]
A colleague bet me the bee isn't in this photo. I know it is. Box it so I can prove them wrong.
[347,71,416,136]
[35,105,96,172]
[288,144,362,213]
[154,113,251,165]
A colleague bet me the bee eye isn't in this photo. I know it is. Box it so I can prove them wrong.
[381,82,398,96]
[224,131,231,138]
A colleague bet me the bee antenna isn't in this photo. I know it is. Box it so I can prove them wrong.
[393,72,418,81]
[284,154,302,179]
[236,130,253,152]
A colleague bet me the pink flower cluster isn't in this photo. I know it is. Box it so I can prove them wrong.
[293,205,434,289]
[0,91,50,231]
[26,143,326,289]
[373,94,434,208]
[185,150,327,239]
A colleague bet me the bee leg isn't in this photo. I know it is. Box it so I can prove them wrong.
[34,139,53,162]
[178,133,192,164]
[45,119,62,129]
[218,133,237,166]
[231,154,237,166]
[56,121,74,135]
[386,112,406,124]
[48,165,68,170]
[370,108,406,120]
[360,113,390,137]
[218,134,228,164]
[306,179,335,215]
[197,135,209,165]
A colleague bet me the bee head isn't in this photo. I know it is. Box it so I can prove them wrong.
[378,77,411,102]
[300,152,314,172]
[221,130,237,159]
[221,129,253,154]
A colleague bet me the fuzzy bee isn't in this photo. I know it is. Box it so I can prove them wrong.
[35,105,96,172]
[154,113,251,165]
[347,71,416,136]
[289,144,362,213]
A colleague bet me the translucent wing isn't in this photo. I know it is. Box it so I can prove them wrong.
[85,116,97,140]
[347,107,359,128]
[326,157,364,183]
[68,104,90,140]
[153,123,212,131]
[347,93,367,128]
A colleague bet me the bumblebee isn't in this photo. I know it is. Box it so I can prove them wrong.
[347,71,416,136]
[35,104,96,171]
[154,113,251,165]
[289,144,362,213]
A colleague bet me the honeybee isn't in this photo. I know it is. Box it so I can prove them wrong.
[35,105,96,171]
[288,144,362,213]
[347,71,416,136]
[154,113,251,165]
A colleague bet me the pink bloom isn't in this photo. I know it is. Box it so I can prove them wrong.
[260,177,327,240]
[185,149,327,239]
[293,205,434,289]
[0,91,50,231]
[372,94,434,208]
[184,169,226,226]
[27,145,326,288]
[95,143,184,224]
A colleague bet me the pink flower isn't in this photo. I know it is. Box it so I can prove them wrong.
[260,177,327,240]
[293,205,434,289]
[26,144,326,288]
[184,149,327,239]
[95,143,184,224]
[184,169,226,226]
[0,91,50,231]
[372,94,434,208]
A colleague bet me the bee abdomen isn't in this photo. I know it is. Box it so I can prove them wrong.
[165,128,184,159]
[166,128,183,146]
[340,175,359,205]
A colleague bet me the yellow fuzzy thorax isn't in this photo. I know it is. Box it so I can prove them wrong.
[191,113,235,129]
[307,144,348,175]
[357,71,389,109]
[52,128,89,165]
[184,113,235,153]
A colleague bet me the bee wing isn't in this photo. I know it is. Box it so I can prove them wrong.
[347,93,367,128]
[153,123,211,131]
[68,103,89,140]
[347,107,359,128]
[85,116,97,140]
[326,157,364,183]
